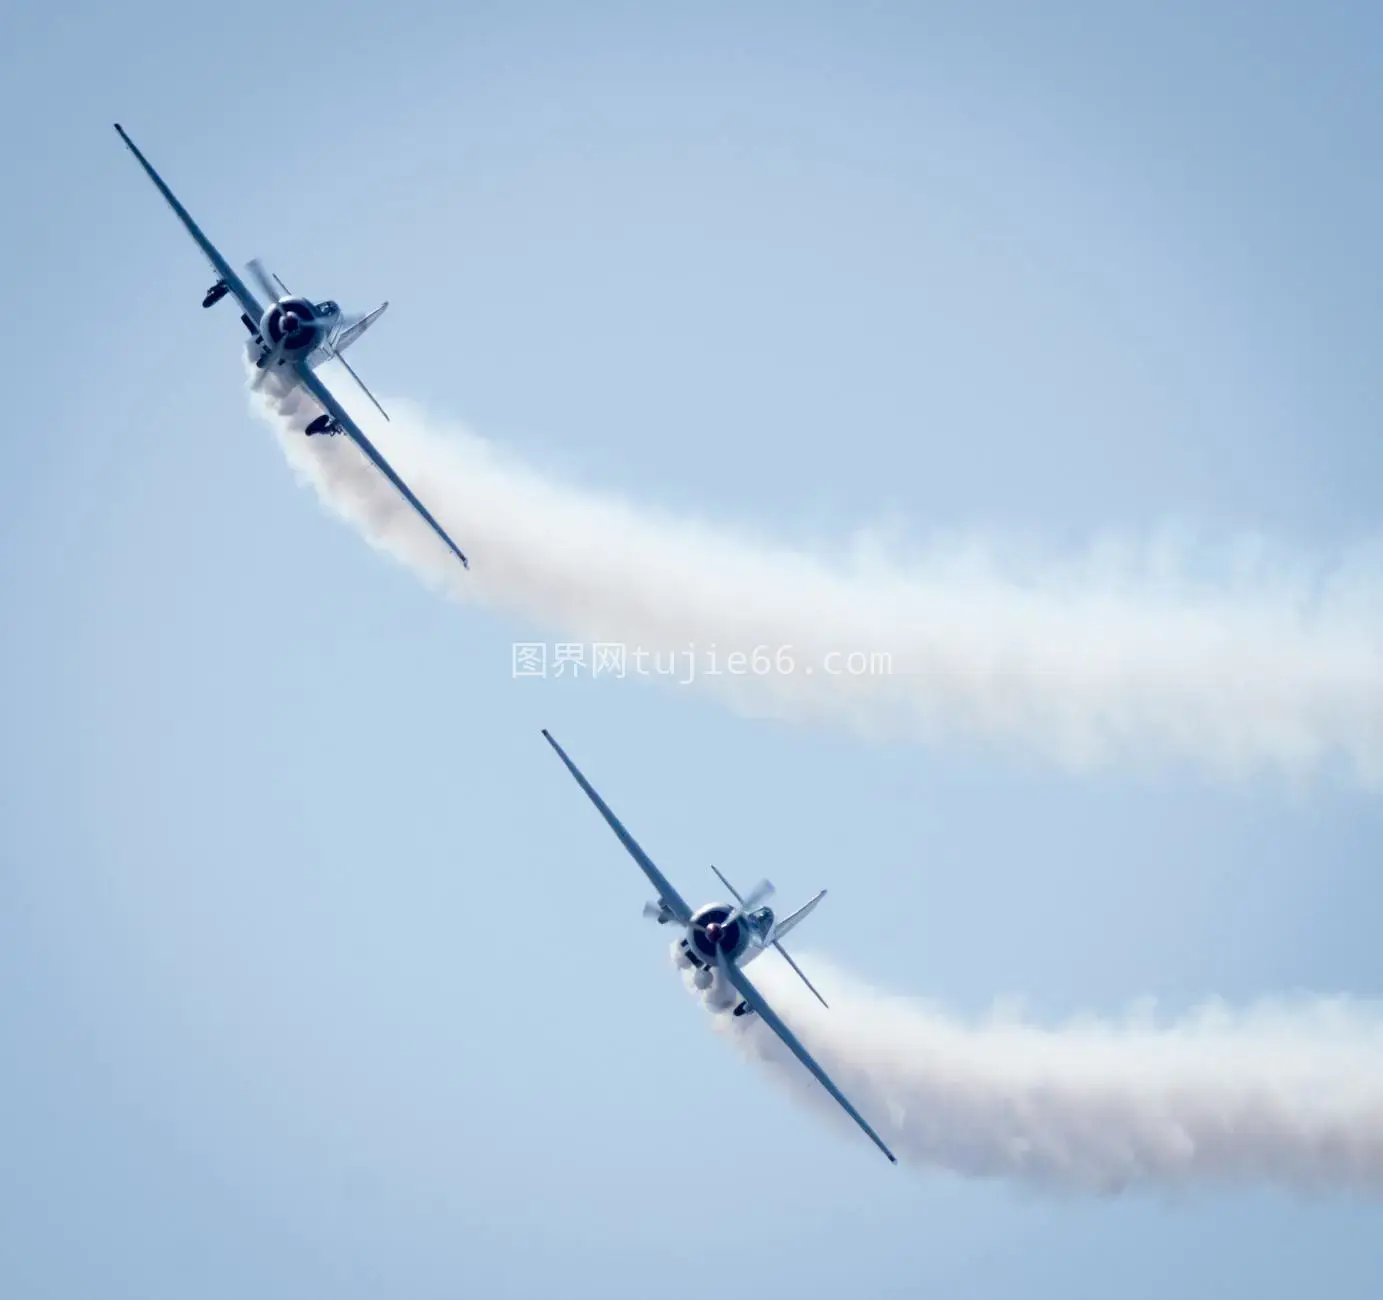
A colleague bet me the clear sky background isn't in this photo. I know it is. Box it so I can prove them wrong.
[2,2,1381,1296]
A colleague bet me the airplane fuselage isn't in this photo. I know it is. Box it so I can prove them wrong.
[240,292,347,373]
[669,900,776,1015]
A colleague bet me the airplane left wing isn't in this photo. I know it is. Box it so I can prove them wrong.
[114,125,265,322]
[715,947,897,1164]
[293,363,470,570]
[541,730,694,925]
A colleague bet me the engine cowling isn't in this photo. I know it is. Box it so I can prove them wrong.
[687,903,746,963]
[260,296,320,354]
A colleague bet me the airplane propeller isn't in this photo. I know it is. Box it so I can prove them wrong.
[245,260,316,389]
[725,877,774,926]
[246,257,286,305]
[691,878,775,948]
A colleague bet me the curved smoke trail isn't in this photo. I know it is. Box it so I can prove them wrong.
[692,956,1383,1194]
[252,374,1383,784]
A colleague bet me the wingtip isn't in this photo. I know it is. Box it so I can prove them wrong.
[541,729,566,756]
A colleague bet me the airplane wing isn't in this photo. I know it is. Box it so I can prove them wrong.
[293,363,470,570]
[114,125,265,322]
[541,730,694,925]
[715,947,897,1164]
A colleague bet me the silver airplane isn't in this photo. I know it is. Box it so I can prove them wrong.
[541,729,897,1165]
[113,124,469,569]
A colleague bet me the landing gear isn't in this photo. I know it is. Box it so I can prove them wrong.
[201,279,229,308]
[305,414,343,437]
[732,1001,753,1018]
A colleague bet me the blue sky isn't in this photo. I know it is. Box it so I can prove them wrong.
[3,2,1381,1296]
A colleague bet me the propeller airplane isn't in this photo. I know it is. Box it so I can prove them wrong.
[113,124,469,569]
[542,728,897,1165]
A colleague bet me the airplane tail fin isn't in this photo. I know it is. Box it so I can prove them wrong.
[771,888,826,941]
[711,864,830,1008]
[333,300,388,356]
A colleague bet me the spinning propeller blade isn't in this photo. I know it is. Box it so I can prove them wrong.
[245,258,281,305]
[724,878,774,927]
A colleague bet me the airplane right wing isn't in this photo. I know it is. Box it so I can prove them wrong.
[542,730,694,925]
[294,362,470,570]
[714,947,897,1164]
[114,125,265,322]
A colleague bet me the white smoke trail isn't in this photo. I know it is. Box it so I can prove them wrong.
[691,956,1383,1194]
[251,373,1383,784]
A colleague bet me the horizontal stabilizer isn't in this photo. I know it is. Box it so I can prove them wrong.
[335,350,390,422]
[773,942,829,1009]
[710,863,742,903]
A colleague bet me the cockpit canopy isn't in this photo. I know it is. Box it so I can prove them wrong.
[314,300,340,317]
